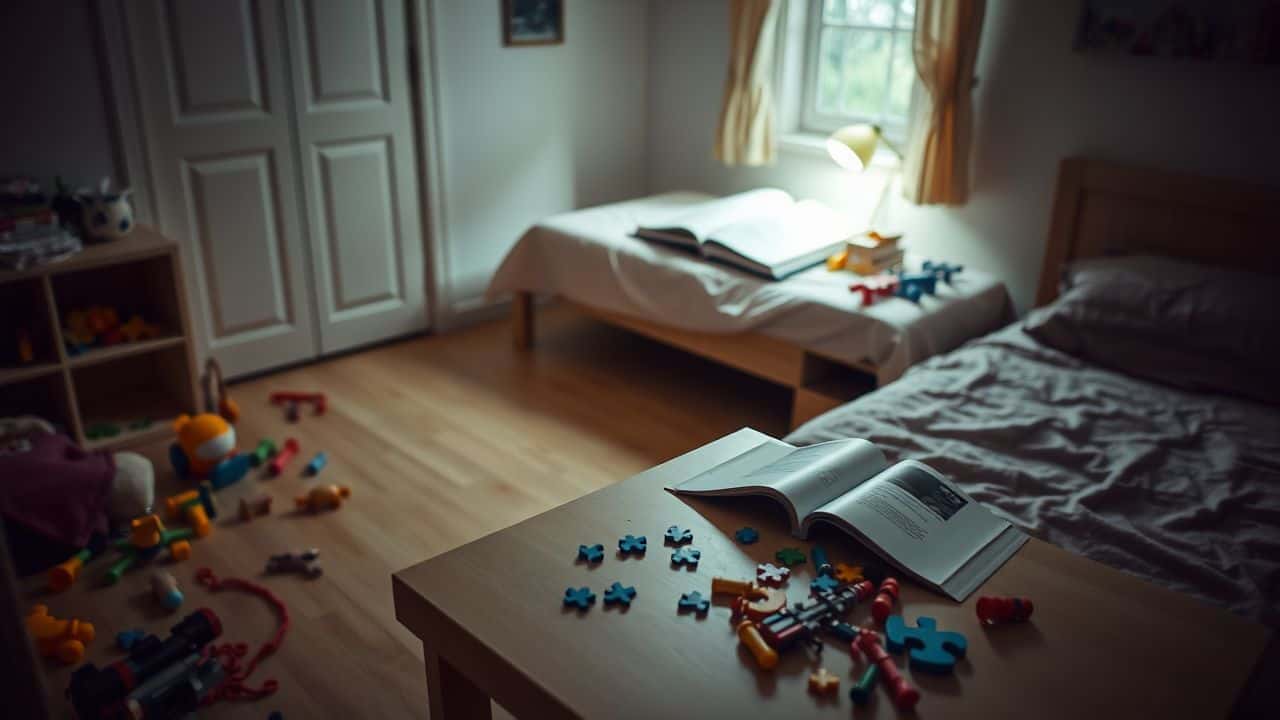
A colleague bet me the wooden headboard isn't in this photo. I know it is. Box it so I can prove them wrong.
[1036,157,1280,306]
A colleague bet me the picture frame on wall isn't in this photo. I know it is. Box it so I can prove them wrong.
[502,0,564,47]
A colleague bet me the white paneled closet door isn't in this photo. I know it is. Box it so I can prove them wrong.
[284,0,427,353]
[126,0,319,377]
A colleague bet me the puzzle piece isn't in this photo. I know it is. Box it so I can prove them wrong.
[884,615,968,674]
[755,562,790,586]
[618,534,647,556]
[810,575,842,594]
[808,668,840,695]
[775,547,807,567]
[678,591,710,614]
[577,543,604,563]
[564,586,596,610]
[833,562,864,584]
[664,525,693,545]
[670,547,701,569]
[734,526,759,544]
[603,582,636,607]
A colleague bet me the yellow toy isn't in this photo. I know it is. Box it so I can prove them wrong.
[119,314,160,342]
[26,605,95,665]
[296,484,351,512]
[172,413,237,476]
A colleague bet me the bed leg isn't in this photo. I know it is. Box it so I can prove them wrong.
[513,291,534,350]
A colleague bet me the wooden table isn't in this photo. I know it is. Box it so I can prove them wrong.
[393,429,1271,719]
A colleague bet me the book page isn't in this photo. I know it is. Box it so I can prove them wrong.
[807,461,1009,587]
[637,188,793,243]
[703,199,854,266]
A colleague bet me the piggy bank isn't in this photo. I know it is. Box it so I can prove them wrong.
[76,177,134,242]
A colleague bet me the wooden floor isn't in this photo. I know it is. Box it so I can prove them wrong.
[27,305,793,718]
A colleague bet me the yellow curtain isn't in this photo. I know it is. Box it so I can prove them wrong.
[714,0,781,167]
[902,0,986,205]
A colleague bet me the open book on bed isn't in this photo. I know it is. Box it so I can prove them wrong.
[668,435,1028,601]
[634,189,854,280]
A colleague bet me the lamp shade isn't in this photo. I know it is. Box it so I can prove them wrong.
[826,124,883,173]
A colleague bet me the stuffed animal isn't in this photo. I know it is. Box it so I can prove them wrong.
[172,413,236,476]
[76,177,134,242]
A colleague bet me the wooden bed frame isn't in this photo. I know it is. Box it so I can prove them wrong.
[1037,156,1280,304]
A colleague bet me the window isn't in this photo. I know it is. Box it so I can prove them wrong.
[801,0,916,139]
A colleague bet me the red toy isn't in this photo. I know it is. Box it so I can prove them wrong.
[270,391,327,416]
[976,595,1034,625]
[268,438,300,477]
[849,275,899,305]
[871,577,899,623]
[854,627,919,711]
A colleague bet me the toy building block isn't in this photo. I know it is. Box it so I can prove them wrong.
[894,272,939,303]
[678,591,710,615]
[811,545,832,576]
[871,577,900,623]
[826,247,849,271]
[577,543,604,564]
[26,605,95,665]
[208,453,252,491]
[922,260,964,283]
[116,629,146,651]
[734,526,759,544]
[265,549,322,579]
[736,587,787,622]
[884,615,968,674]
[603,582,636,607]
[564,587,595,611]
[755,563,790,587]
[131,514,165,548]
[249,439,278,467]
[736,620,779,669]
[854,627,919,710]
[977,595,1034,625]
[270,391,328,416]
[268,438,300,477]
[810,575,841,595]
[48,548,94,592]
[104,515,195,585]
[775,547,807,567]
[849,275,899,305]
[670,547,701,569]
[849,664,880,705]
[808,668,840,695]
[238,493,273,522]
[152,571,184,610]
[295,484,350,513]
[833,562,864,585]
[664,525,693,545]
[617,534,647,556]
[164,483,217,538]
[304,451,328,477]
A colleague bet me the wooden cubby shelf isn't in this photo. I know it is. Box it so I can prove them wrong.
[0,227,198,449]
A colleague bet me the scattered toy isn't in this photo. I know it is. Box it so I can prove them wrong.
[285,401,300,423]
[678,591,710,615]
[152,570,184,610]
[304,452,328,476]
[48,547,95,592]
[894,271,939,303]
[670,547,701,569]
[577,543,604,564]
[871,577,900,623]
[618,534,647,556]
[104,515,194,585]
[266,549,322,579]
[774,547,806,567]
[976,595,1034,625]
[164,483,217,537]
[295,484,350,513]
[753,581,875,662]
[664,525,693,545]
[854,627,919,710]
[735,619,778,669]
[238,493,273,522]
[755,563,790,587]
[810,575,842,594]
[170,413,250,489]
[268,438,300,477]
[712,576,786,621]
[833,562,864,585]
[564,587,596,610]
[115,629,145,651]
[200,357,240,422]
[270,391,327,417]
[811,545,832,576]
[884,615,968,674]
[808,668,840,695]
[849,663,880,705]
[849,274,899,305]
[922,260,964,283]
[603,582,637,607]
[250,439,278,467]
[26,604,94,665]
[734,526,759,544]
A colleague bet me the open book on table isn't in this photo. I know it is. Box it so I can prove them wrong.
[634,188,854,280]
[667,434,1028,601]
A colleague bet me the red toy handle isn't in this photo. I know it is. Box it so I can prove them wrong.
[871,577,900,623]
[976,596,1034,624]
[268,438,300,477]
[855,629,919,711]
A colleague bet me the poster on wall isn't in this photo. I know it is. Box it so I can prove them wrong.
[502,0,564,47]
[1074,0,1280,64]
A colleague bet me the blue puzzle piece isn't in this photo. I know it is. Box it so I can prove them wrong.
[603,581,636,607]
[678,591,709,614]
[664,525,693,545]
[670,547,701,569]
[577,543,604,563]
[618,534,647,556]
[734,527,759,544]
[564,587,596,610]
[922,260,964,284]
[810,575,842,594]
[884,615,968,674]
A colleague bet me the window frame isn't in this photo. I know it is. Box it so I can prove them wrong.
[798,0,915,143]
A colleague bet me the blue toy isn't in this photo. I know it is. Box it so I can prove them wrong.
[664,525,693,545]
[734,527,759,544]
[811,545,832,575]
[678,591,709,614]
[564,587,596,610]
[670,547,701,569]
[922,260,964,283]
[116,629,146,651]
[618,535,647,556]
[304,452,328,476]
[893,272,939,303]
[884,615,968,674]
[170,444,253,491]
[810,575,841,594]
[577,543,604,563]
[603,582,636,607]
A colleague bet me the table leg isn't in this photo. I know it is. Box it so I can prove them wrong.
[425,648,492,720]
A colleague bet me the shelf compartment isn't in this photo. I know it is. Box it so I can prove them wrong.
[0,361,61,387]
[0,371,74,435]
[50,253,184,356]
[71,343,191,450]
[0,277,60,370]
[68,334,186,369]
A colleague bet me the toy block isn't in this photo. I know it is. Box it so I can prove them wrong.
[238,494,273,522]
[304,452,328,476]
[734,526,759,544]
[564,587,595,611]
[618,534,647,556]
[810,575,841,594]
[849,664,879,705]
[670,547,701,569]
[603,582,637,607]
[884,615,968,674]
[811,545,832,575]
[26,605,95,665]
[678,591,710,615]
[250,438,278,467]
[871,577,900,623]
[269,438,300,477]
[849,275,899,305]
[774,547,806,567]
[855,628,919,710]
[808,668,840,695]
[833,562,864,584]
[577,543,604,563]
[48,548,93,592]
[755,563,790,587]
[664,525,693,545]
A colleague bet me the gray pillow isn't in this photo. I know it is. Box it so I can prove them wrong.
[1023,255,1280,405]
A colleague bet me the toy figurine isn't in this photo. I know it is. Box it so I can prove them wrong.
[75,177,134,242]
[238,493,273,522]
[152,570,184,610]
[103,515,195,585]
[295,484,350,513]
[169,413,251,490]
[164,484,216,537]
[266,549,322,579]
[26,604,95,665]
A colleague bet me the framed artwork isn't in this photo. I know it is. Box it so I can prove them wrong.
[1074,0,1280,64]
[502,0,564,47]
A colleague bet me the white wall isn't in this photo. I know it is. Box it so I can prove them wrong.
[648,0,1280,313]
[431,0,649,317]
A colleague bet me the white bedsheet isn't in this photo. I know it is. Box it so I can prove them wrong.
[487,192,1013,383]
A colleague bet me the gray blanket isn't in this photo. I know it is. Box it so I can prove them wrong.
[787,323,1280,626]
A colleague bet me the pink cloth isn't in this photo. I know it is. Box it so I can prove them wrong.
[0,431,114,549]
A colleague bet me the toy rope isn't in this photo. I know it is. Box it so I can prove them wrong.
[194,567,290,704]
